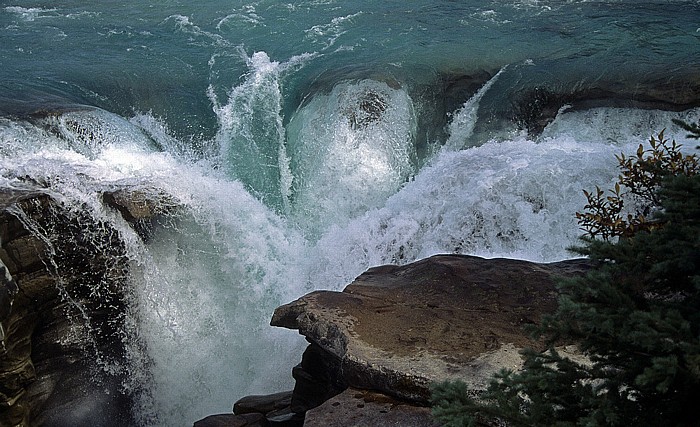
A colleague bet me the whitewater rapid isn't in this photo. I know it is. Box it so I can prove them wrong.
[1,50,698,425]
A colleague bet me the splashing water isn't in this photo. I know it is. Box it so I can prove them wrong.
[286,78,417,237]
[2,71,699,424]
[1,0,699,424]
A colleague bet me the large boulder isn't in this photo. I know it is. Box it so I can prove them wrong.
[271,254,589,405]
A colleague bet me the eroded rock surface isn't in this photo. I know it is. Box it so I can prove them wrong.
[0,186,166,426]
[272,254,589,404]
[303,388,438,427]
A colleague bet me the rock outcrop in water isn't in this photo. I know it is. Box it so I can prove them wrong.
[272,255,590,403]
[0,186,169,427]
[420,68,700,142]
[509,77,700,136]
[201,255,589,426]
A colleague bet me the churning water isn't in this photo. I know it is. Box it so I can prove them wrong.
[1,0,699,424]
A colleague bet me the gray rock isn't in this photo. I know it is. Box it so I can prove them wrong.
[289,343,345,414]
[102,187,177,240]
[193,412,268,427]
[234,391,293,415]
[0,258,18,352]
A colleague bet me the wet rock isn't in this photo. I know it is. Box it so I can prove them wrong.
[345,89,390,130]
[289,342,346,414]
[413,69,496,157]
[103,187,177,239]
[231,390,304,427]
[0,186,166,426]
[233,391,293,416]
[231,345,346,426]
[511,81,700,136]
[272,254,589,404]
[0,259,19,352]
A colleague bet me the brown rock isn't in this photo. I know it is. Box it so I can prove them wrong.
[0,186,168,426]
[102,187,177,239]
[303,388,439,427]
[289,343,345,414]
[271,254,589,404]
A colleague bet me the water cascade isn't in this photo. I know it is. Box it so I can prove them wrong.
[1,1,698,425]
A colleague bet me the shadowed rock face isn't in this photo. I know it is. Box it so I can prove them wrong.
[0,186,169,427]
[510,84,700,136]
[272,254,590,404]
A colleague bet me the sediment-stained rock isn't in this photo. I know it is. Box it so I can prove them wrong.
[303,388,438,427]
[271,254,589,405]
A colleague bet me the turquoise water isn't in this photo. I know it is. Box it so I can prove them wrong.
[1,1,699,425]
[3,1,698,137]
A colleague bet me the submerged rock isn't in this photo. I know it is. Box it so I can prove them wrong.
[27,106,160,157]
[271,254,589,405]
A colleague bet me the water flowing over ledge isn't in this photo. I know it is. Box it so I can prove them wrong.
[1,1,699,424]
[1,94,698,427]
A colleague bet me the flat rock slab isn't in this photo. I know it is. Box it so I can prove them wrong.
[303,388,438,427]
[271,254,588,403]
[193,413,267,427]
[234,391,293,415]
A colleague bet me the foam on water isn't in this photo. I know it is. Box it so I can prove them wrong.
[1,79,698,425]
[125,164,308,425]
[306,138,616,289]
[208,50,318,213]
[540,106,700,144]
[4,6,58,22]
[304,12,364,50]
[0,108,156,159]
[286,78,417,237]
[216,5,264,30]
[305,106,699,291]
[1,1,699,425]
[1,112,311,425]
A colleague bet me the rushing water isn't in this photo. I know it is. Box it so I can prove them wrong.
[1,1,699,425]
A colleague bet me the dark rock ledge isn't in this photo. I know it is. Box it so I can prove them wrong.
[0,186,172,427]
[199,255,589,426]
